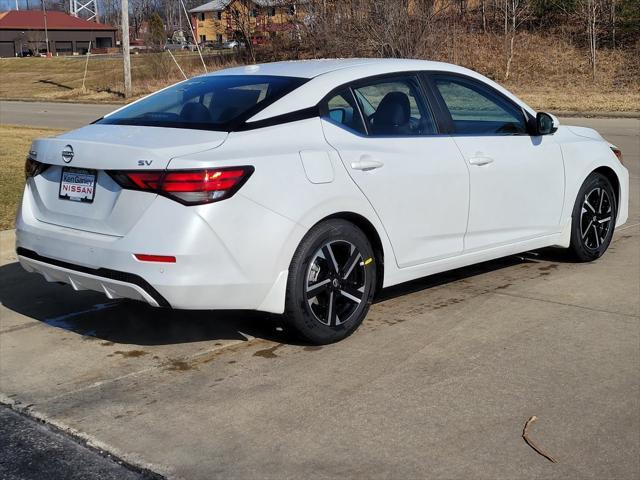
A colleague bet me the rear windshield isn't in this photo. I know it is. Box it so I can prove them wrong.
[97,75,307,131]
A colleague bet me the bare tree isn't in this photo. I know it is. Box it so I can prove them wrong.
[25,29,46,53]
[609,0,616,48]
[480,0,487,33]
[579,0,603,80]
[228,0,257,62]
[501,0,529,80]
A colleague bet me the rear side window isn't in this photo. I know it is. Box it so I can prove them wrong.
[352,77,437,136]
[98,75,307,131]
[433,75,527,135]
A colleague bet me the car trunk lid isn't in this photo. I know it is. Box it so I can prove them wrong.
[28,125,228,236]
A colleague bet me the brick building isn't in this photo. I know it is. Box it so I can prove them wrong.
[0,10,116,57]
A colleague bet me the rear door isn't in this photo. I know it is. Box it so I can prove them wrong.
[428,73,565,252]
[321,74,470,268]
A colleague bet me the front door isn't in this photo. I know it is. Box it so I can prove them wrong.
[430,73,565,252]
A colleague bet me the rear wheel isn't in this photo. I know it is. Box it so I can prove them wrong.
[568,172,617,262]
[285,219,377,345]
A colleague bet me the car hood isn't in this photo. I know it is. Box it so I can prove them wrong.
[31,124,228,170]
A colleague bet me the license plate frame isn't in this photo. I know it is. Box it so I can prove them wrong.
[59,167,97,203]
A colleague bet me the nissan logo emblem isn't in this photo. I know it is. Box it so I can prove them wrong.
[62,145,74,163]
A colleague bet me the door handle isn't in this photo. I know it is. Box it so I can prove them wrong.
[468,155,494,166]
[351,158,384,171]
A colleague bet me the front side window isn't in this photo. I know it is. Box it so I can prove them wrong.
[433,75,527,135]
[322,88,366,135]
[98,75,307,131]
[353,77,437,136]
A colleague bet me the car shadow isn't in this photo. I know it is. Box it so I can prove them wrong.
[374,246,576,302]
[0,248,565,346]
[0,262,293,346]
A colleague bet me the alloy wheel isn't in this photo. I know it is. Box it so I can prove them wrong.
[580,187,613,250]
[305,240,367,327]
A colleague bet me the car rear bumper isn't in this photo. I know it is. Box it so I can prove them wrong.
[17,248,169,307]
[16,190,304,313]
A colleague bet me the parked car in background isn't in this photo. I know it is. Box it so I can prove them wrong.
[16,48,34,57]
[165,40,197,52]
[251,35,268,46]
[199,40,220,50]
[221,39,245,49]
[17,59,629,345]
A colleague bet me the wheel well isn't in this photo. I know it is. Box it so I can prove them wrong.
[324,212,385,293]
[593,166,620,207]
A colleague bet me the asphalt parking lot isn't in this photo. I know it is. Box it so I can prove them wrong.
[1,117,638,479]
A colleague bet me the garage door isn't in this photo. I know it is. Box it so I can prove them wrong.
[55,41,73,55]
[0,42,15,58]
[76,41,90,54]
[95,37,113,48]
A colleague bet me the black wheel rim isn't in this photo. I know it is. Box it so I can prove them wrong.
[305,240,367,327]
[580,187,613,250]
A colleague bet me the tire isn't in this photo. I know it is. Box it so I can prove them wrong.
[568,172,617,262]
[285,219,377,345]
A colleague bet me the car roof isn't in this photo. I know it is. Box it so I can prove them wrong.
[205,58,536,122]
[207,58,454,79]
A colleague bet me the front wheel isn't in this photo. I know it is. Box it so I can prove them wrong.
[285,219,377,345]
[568,172,617,262]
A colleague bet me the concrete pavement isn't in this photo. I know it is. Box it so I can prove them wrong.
[0,118,638,479]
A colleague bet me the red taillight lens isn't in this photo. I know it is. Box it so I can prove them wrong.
[611,146,623,164]
[25,157,50,179]
[134,254,176,263]
[124,172,165,190]
[109,167,254,205]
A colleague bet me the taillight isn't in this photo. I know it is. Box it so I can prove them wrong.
[25,157,50,179]
[108,167,254,205]
[134,254,176,263]
[610,146,623,164]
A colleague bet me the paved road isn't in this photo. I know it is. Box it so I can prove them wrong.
[0,100,120,129]
[0,406,157,479]
[0,118,638,479]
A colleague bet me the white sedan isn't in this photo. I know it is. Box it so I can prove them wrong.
[17,59,629,344]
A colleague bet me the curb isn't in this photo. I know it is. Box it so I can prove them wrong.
[0,394,170,480]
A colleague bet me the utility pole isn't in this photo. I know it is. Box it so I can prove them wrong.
[42,0,50,56]
[121,0,132,98]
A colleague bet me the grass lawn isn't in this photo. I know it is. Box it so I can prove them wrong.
[0,52,235,103]
[0,125,63,230]
[1,46,639,112]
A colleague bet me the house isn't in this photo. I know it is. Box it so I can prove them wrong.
[0,10,116,57]
[189,0,305,45]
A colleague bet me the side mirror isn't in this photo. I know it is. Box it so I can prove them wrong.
[536,112,559,135]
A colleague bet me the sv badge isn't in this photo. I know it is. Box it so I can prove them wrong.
[137,160,153,166]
